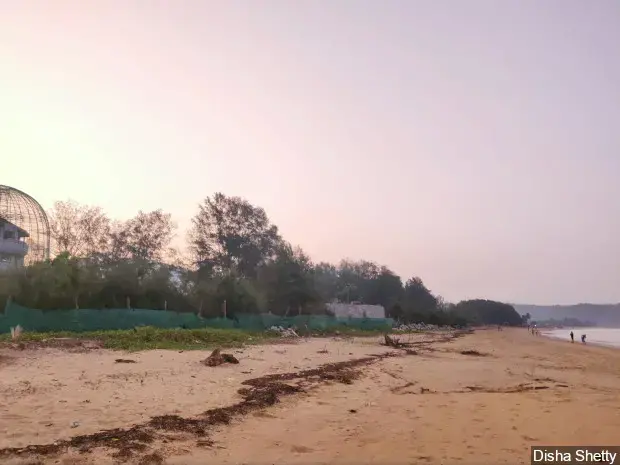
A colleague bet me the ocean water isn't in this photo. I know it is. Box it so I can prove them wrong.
[542,327,620,348]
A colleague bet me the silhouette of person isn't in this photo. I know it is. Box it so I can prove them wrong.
[581,334,586,344]
[570,331,574,343]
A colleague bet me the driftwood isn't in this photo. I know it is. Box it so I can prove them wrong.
[383,334,405,348]
[201,348,240,367]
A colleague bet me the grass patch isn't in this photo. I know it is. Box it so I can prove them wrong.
[0,326,272,352]
[0,325,395,352]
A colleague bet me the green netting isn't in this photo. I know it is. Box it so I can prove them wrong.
[0,300,393,333]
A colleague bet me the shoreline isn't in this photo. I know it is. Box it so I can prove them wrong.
[540,326,620,350]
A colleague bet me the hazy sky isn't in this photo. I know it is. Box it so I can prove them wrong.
[2,1,619,305]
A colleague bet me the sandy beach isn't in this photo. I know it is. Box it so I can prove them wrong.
[1,328,619,464]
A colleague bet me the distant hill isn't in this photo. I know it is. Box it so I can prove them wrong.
[514,304,620,328]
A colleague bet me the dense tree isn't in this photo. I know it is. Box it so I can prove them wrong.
[108,210,175,262]
[370,267,404,309]
[10,253,82,309]
[452,299,522,326]
[0,274,17,308]
[188,193,281,278]
[48,200,111,257]
[403,277,437,312]
[1,193,521,328]
[7,256,195,312]
[188,274,265,317]
[336,260,382,303]
[257,243,320,315]
[312,262,339,303]
[389,277,438,322]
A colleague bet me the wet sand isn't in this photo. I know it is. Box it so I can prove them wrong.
[1,328,619,464]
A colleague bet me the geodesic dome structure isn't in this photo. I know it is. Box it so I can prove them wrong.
[0,185,50,266]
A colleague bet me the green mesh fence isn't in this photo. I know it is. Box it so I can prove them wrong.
[0,300,393,333]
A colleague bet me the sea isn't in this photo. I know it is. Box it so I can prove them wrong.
[542,327,620,349]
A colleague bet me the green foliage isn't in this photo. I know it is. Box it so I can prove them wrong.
[257,243,320,316]
[198,275,267,317]
[312,262,339,302]
[0,326,269,351]
[0,194,518,329]
[188,193,281,278]
[452,299,523,326]
[108,210,175,262]
[48,201,111,257]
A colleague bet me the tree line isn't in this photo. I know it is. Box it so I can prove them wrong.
[0,193,523,327]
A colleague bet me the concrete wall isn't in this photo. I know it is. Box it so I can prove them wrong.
[326,303,386,319]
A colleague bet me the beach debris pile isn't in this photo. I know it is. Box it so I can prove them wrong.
[268,326,300,338]
[201,348,240,367]
[393,323,454,332]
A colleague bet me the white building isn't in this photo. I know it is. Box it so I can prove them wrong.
[0,219,29,270]
[326,302,386,319]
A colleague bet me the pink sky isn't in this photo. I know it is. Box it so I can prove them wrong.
[2,1,619,304]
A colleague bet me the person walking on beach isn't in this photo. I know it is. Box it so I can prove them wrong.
[570,331,574,343]
[581,334,586,344]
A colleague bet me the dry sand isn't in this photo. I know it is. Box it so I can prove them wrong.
[1,328,619,464]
